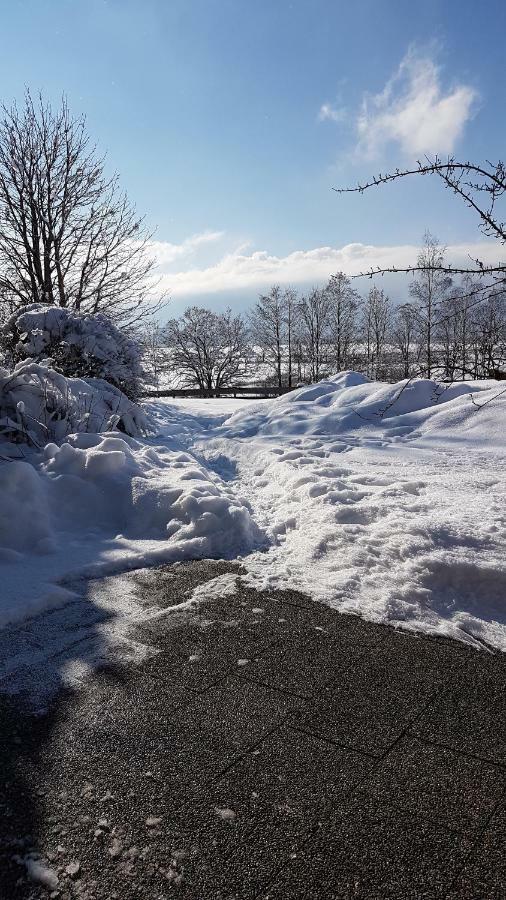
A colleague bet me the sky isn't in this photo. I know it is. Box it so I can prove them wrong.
[0,0,504,317]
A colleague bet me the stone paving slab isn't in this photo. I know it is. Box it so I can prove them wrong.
[411,654,506,767]
[291,631,478,757]
[357,734,505,833]
[0,559,504,900]
[446,800,506,899]
[259,800,475,900]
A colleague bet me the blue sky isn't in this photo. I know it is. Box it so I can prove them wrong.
[0,0,504,315]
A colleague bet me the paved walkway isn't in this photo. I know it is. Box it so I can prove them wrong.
[0,561,504,899]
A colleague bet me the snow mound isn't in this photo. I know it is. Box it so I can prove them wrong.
[287,372,370,403]
[43,432,260,552]
[224,372,503,446]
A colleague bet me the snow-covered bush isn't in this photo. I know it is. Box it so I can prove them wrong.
[0,359,149,447]
[0,304,144,400]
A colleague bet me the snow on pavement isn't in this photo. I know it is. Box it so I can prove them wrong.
[0,373,505,703]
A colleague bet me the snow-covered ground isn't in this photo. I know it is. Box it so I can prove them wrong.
[0,373,505,702]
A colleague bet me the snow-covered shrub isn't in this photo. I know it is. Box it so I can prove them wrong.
[0,304,145,400]
[0,359,150,447]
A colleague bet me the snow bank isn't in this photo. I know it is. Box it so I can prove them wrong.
[0,429,261,626]
[42,432,259,553]
[224,373,503,447]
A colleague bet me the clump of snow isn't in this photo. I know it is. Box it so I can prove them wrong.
[214,807,236,821]
[0,459,53,554]
[0,358,149,447]
[1,303,144,400]
[23,856,59,890]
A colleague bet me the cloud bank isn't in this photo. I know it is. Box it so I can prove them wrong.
[151,238,501,298]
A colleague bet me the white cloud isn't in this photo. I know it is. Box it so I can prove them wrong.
[318,102,346,123]
[356,47,478,159]
[149,230,224,267]
[154,239,500,298]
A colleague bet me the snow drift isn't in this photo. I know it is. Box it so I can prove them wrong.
[224,371,504,447]
[0,428,261,625]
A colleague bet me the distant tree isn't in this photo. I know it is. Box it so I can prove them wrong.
[409,233,452,378]
[471,287,506,378]
[437,294,462,381]
[164,307,250,392]
[298,288,332,382]
[454,276,475,380]
[325,272,360,371]
[141,321,167,389]
[291,316,306,384]
[361,286,390,378]
[283,287,298,389]
[393,303,418,379]
[249,285,284,389]
[0,91,157,326]
[249,285,299,389]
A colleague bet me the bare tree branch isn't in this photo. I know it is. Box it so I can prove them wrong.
[334,155,505,278]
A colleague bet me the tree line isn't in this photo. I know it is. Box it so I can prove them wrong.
[145,232,505,391]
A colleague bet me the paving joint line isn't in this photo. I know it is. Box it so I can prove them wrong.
[213,722,288,782]
[232,670,316,702]
[442,787,506,899]
[288,721,386,762]
[407,733,506,771]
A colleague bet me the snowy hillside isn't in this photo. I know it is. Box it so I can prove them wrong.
[0,374,504,659]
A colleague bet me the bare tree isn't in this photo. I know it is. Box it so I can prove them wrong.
[361,286,390,378]
[0,91,158,326]
[164,307,250,393]
[141,321,167,389]
[409,233,451,378]
[438,295,461,381]
[325,272,359,371]
[393,303,418,379]
[298,288,331,382]
[249,285,286,389]
[284,287,298,389]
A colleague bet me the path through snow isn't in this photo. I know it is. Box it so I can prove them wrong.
[0,375,505,705]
